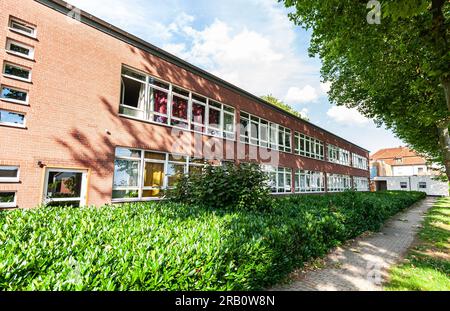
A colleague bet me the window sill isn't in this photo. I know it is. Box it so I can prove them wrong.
[2,74,32,84]
[0,123,27,129]
[0,98,29,106]
[5,51,35,62]
[8,28,38,40]
[111,197,163,204]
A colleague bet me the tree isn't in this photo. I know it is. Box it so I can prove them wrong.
[280,0,450,178]
[261,94,309,120]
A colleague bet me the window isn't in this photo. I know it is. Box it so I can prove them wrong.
[418,182,427,189]
[295,133,324,160]
[352,153,368,170]
[262,166,292,194]
[0,109,25,127]
[278,126,292,153]
[0,166,19,182]
[400,182,408,189]
[295,170,325,193]
[112,147,224,201]
[0,85,28,104]
[9,17,37,38]
[0,192,16,208]
[327,174,352,192]
[43,169,87,207]
[328,144,351,166]
[120,66,235,139]
[6,39,34,59]
[240,112,279,150]
[3,62,31,82]
[353,177,369,191]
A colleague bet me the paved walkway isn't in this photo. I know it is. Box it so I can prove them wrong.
[271,197,437,291]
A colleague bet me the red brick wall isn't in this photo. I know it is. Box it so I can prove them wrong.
[0,0,369,208]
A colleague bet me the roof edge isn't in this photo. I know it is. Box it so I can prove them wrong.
[34,0,370,153]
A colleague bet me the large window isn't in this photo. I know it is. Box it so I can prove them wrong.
[3,62,31,82]
[240,111,291,152]
[295,170,325,193]
[112,147,216,201]
[120,66,235,139]
[43,169,87,207]
[327,144,350,166]
[262,166,292,194]
[0,166,19,182]
[294,133,324,160]
[0,192,16,208]
[353,177,369,191]
[0,85,28,105]
[327,174,352,192]
[352,153,368,170]
[0,109,25,127]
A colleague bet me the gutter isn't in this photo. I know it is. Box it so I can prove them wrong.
[34,0,370,153]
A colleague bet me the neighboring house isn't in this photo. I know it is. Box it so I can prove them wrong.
[0,0,370,209]
[370,147,448,196]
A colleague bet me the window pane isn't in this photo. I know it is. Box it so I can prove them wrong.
[1,86,27,102]
[121,67,145,81]
[0,192,15,203]
[143,162,164,188]
[145,151,165,161]
[0,166,19,178]
[149,77,169,89]
[150,88,168,124]
[115,148,141,158]
[113,160,140,187]
[121,76,145,109]
[4,64,30,80]
[208,108,221,129]
[171,95,188,125]
[113,190,139,199]
[192,102,206,125]
[223,113,234,133]
[142,190,161,198]
[46,171,82,199]
[10,19,35,35]
[167,163,185,187]
[0,110,25,126]
[9,43,31,56]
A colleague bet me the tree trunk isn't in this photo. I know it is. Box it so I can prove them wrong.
[438,79,450,180]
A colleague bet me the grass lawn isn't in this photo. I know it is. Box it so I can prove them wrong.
[385,197,450,291]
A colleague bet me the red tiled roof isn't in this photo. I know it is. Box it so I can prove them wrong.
[370,147,427,166]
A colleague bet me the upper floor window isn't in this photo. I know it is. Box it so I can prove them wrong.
[294,133,324,160]
[9,17,36,38]
[6,39,35,59]
[352,153,368,170]
[0,109,25,128]
[120,66,235,139]
[328,144,351,166]
[0,166,20,182]
[0,85,28,105]
[278,126,292,153]
[3,62,31,82]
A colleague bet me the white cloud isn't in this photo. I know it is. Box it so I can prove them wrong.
[299,108,309,119]
[284,85,319,104]
[327,106,370,126]
[320,81,332,94]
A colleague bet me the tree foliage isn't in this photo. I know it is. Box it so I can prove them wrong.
[281,0,450,178]
[261,94,309,120]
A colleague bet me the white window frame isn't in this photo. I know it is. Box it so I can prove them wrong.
[352,153,368,170]
[278,126,292,153]
[327,174,352,192]
[0,109,26,128]
[418,182,427,189]
[0,165,20,183]
[295,170,325,193]
[0,191,17,208]
[43,168,88,207]
[328,144,351,166]
[9,17,37,38]
[6,39,35,60]
[262,166,292,194]
[3,62,32,82]
[353,177,369,191]
[119,66,236,141]
[295,132,324,160]
[0,85,29,105]
[240,111,279,150]
[400,182,408,189]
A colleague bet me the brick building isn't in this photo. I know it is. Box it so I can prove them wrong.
[0,0,370,209]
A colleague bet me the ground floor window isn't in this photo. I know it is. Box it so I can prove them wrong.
[262,166,292,194]
[400,182,408,189]
[327,174,352,192]
[0,191,16,208]
[418,182,427,189]
[112,147,218,201]
[43,168,88,207]
[295,170,325,193]
[353,177,369,191]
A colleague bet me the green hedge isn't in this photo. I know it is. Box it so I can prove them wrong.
[0,191,425,290]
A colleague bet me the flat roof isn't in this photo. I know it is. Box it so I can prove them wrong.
[35,0,370,153]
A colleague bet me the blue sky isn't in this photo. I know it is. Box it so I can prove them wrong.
[68,0,405,153]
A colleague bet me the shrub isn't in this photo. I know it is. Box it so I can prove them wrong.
[0,191,426,291]
[167,163,273,211]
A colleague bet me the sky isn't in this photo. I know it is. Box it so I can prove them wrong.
[67,0,405,153]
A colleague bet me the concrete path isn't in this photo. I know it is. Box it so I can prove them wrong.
[271,197,437,291]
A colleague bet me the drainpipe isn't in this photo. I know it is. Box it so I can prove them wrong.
[409,176,411,191]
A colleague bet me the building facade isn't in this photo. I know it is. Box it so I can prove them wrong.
[0,0,370,209]
[370,147,448,196]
